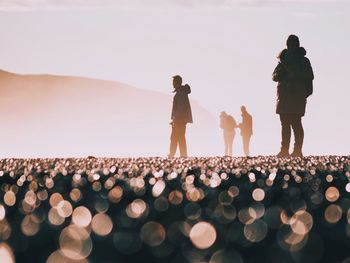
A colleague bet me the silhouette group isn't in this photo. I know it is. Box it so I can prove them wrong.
[169,34,313,158]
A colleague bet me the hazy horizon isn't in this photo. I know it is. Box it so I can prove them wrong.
[1,0,349,157]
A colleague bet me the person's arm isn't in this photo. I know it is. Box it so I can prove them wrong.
[272,63,286,82]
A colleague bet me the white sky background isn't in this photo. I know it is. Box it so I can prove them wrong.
[0,0,349,156]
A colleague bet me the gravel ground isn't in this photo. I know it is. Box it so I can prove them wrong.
[1,156,350,263]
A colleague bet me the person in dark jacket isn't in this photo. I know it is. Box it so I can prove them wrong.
[238,105,253,156]
[168,75,193,158]
[220,111,238,156]
[272,35,314,157]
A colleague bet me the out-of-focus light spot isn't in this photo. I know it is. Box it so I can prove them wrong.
[140,221,166,247]
[4,191,16,207]
[290,210,313,235]
[326,175,333,183]
[269,173,276,181]
[168,190,183,205]
[220,173,228,180]
[72,206,92,228]
[280,210,291,225]
[92,173,100,181]
[149,177,156,185]
[185,175,195,185]
[252,188,265,202]
[346,183,350,193]
[189,222,216,249]
[325,186,340,202]
[214,204,237,224]
[50,193,63,208]
[37,190,48,201]
[0,220,11,240]
[0,243,15,263]
[244,219,268,242]
[0,205,5,220]
[45,178,54,189]
[46,250,88,263]
[70,189,82,202]
[228,186,239,197]
[57,200,73,218]
[154,197,169,212]
[248,173,256,183]
[104,178,115,190]
[249,202,265,219]
[209,249,243,263]
[184,203,202,220]
[21,215,40,236]
[210,173,221,188]
[108,186,123,203]
[152,180,166,197]
[266,179,273,187]
[238,208,256,225]
[294,176,302,184]
[48,208,65,226]
[24,190,37,206]
[342,256,350,263]
[325,204,342,224]
[186,187,203,202]
[92,181,102,192]
[59,224,92,260]
[310,191,324,205]
[168,172,178,180]
[94,199,109,214]
[91,213,113,236]
[126,199,148,219]
[277,226,308,252]
[218,191,233,205]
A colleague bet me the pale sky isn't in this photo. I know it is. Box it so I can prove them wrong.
[1,0,349,156]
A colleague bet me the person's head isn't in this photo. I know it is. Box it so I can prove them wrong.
[286,34,300,51]
[220,111,227,117]
[241,105,247,113]
[277,49,288,61]
[173,75,182,91]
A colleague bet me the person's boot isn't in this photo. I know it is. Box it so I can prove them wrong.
[291,148,303,157]
[277,148,289,157]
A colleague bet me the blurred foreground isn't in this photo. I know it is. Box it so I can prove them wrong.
[1,156,350,263]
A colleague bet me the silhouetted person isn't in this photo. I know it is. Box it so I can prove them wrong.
[273,35,314,157]
[168,75,193,158]
[220,111,237,156]
[239,106,253,156]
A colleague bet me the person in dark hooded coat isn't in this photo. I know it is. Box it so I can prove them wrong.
[220,111,238,156]
[168,75,193,157]
[272,34,314,157]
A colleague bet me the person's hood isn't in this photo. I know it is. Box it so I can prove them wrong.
[288,47,307,57]
[175,84,191,94]
[278,47,307,62]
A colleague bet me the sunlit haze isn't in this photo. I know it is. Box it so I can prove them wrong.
[0,0,349,157]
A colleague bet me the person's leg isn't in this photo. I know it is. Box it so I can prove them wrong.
[228,133,234,156]
[178,123,188,157]
[243,135,250,156]
[278,114,291,156]
[291,115,304,156]
[224,131,229,156]
[169,123,178,157]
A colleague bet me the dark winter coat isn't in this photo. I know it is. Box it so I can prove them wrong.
[240,112,253,137]
[272,47,314,116]
[220,115,237,134]
[171,84,193,123]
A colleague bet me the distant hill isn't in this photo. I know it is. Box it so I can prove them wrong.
[0,70,220,157]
